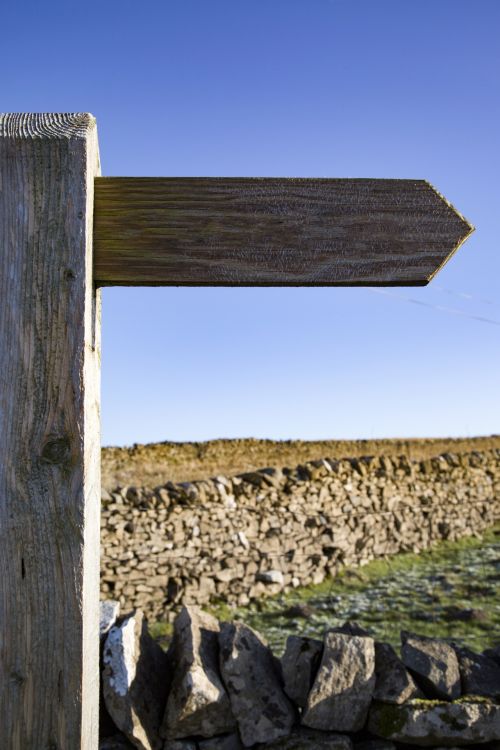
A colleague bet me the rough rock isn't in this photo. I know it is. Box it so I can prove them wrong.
[373,642,422,704]
[330,621,371,637]
[257,570,285,585]
[100,600,121,640]
[281,636,323,708]
[258,728,353,750]
[353,742,396,750]
[368,699,500,746]
[100,735,134,750]
[456,645,500,699]
[198,734,243,750]
[163,742,197,750]
[161,607,235,739]
[102,610,169,750]
[401,632,460,701]
[283,604,316,620]
[484,645,500,666]
[218,622,296,747]
[100,600,123,738]
[443,605,489,623]
[302,632,375,732]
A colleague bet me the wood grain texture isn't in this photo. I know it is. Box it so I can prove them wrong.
[94,177,473,286]
[0,113,101,749]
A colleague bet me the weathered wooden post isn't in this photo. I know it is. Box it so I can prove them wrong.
[0,112,473,749]
[0,114,101,749]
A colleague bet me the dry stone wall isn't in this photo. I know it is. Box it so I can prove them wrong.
[99,604,500,749]
[100,449,500,620]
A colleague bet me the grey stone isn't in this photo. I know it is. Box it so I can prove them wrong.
[258,728,352,750]
[281,635,323,708]
[302,632,375,733]
[456,645,500,699]
[100,600,123,737]
[443,605,489,623]
[219,621,296,747]
[484,645,500,666]
[198,734,243,750]
[401,632,460,701]
[330,621,371,637]
[354,742,396,750]
[102,610,169,750]
[164,742,197,750]
[368,699,500,746]
[100,600,121,640]
[282,604,316,619]
[161,606,235,739]
[373,642,422,704]
[257,570,285,585]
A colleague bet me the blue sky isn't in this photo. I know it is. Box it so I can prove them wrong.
[3,1,499,445]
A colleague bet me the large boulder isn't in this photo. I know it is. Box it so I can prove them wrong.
[219,622,296,747]
[161,607,235,739]
[102,610,170,750]
[373,642,422,704]
[456,645,500,700]
[302,632,375,733]
[281,636,323,708]
[401,632,460,701]
[368,699,500,746]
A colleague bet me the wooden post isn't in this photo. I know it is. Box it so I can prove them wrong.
[0,114,101,749]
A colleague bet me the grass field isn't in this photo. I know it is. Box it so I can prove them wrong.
[102,434,500,488]
[150,525,500,655]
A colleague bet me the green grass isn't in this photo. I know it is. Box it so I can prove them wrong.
[150,526,500,655]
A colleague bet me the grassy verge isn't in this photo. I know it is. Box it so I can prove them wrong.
[150,525,500,654]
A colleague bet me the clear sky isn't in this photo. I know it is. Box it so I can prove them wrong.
[3,0,499,446]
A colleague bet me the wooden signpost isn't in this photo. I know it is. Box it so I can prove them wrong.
[0,113,473,749]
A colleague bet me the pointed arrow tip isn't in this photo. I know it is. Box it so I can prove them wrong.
[425,181,475,283]
[425,179,474,231]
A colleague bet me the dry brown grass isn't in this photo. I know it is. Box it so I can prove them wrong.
[101,434,500,488]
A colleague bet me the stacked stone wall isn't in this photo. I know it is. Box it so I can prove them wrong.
[100,449,500,619]
[100,605,500,749]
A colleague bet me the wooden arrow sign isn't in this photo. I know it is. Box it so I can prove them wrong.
[93,177,473,286]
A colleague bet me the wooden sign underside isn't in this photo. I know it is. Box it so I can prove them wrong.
[93,177,473,287]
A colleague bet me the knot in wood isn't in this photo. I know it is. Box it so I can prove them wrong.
[41,437,71,465]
